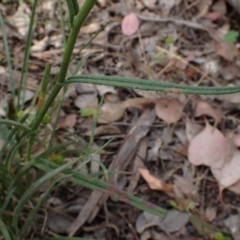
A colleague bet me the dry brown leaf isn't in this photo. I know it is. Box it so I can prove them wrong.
[194,100,222,124]
[185,118,204,142]
[62,114,77,128]
[205,207,217,222]
[155,98,183,125]
[212,0,227,14]
[98,102,125,124]
[7,2,30,37]
[98,98,156,124]
[159,210,190,233]
[231,127,240,147]
[80,22,100,34]
[84,125,121,136]
[188,121,227,168]
[68,109,156,236]
[147,138,162,161]
[121,12,140,36]
[228,180,240,194]
[136,211,162,234]
[123,97,156,109]
[127,138,146,193]
[159,0,182,17]
[139,168,173,194]
[173,175,199,202]
[211,150,240,189]
[47,212,73,233]
[216,42,237,61]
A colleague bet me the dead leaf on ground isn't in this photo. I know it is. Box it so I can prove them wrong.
[155,98,183,125]
[194,100,222,124]
[98,98,156,124]
[136,211,162,234]
[74,83,98,109]
[81,22,101,34]
[147,138,162,161]
[224,215,240,235]
[61,114,77,129]
[83,125,121,136]
[173,175,199,202]
[159,0,182,17]
[205,207,217,222]
[188,121,228,168]
[228,179,240,194]
[98,102,125,124]
[47,212,73,233]
[211,150,240,189]
[185,118,204,142]
[139,168,173,195]
[96,85,117,96]
[123,97,157,109]
[7,2,30,37]
[216,42,237,61]
[68,110,156,236]
[127,138,147,193]
[231,126,240,147]
[121,12,140,36]
[159,210,190,233]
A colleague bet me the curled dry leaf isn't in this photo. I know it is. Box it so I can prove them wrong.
[121,12,140,36]
[188,121,228,168]
[194,100,222,124]
[155,98,183,125]
[139,168,173,195]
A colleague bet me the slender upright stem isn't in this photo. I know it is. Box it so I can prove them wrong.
[26,0,96,160]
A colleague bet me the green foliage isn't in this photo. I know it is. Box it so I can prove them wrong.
[165,36,174,45]
[41,114,51,124]
[80,108,97,117]
[1,0,240,239]
[214,232,231,240]
[224,30,239,43]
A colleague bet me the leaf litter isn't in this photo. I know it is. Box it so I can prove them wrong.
[4,0,240,238]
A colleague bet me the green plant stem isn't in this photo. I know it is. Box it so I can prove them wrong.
[18,0,38,109]
[35,159,167,218]
[0,119,31,132]
[0,10,14,99]
[66,75,240,95]
[37,64,51,112]
[26,0,96,161]
[0,114,29,161]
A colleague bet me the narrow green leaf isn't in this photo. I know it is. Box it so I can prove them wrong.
[0,217,11,240]
[12,158,78,230]
[66,75,240,95]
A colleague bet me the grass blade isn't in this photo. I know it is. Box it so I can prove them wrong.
[0,217,11,240]
[12,158,78,230]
